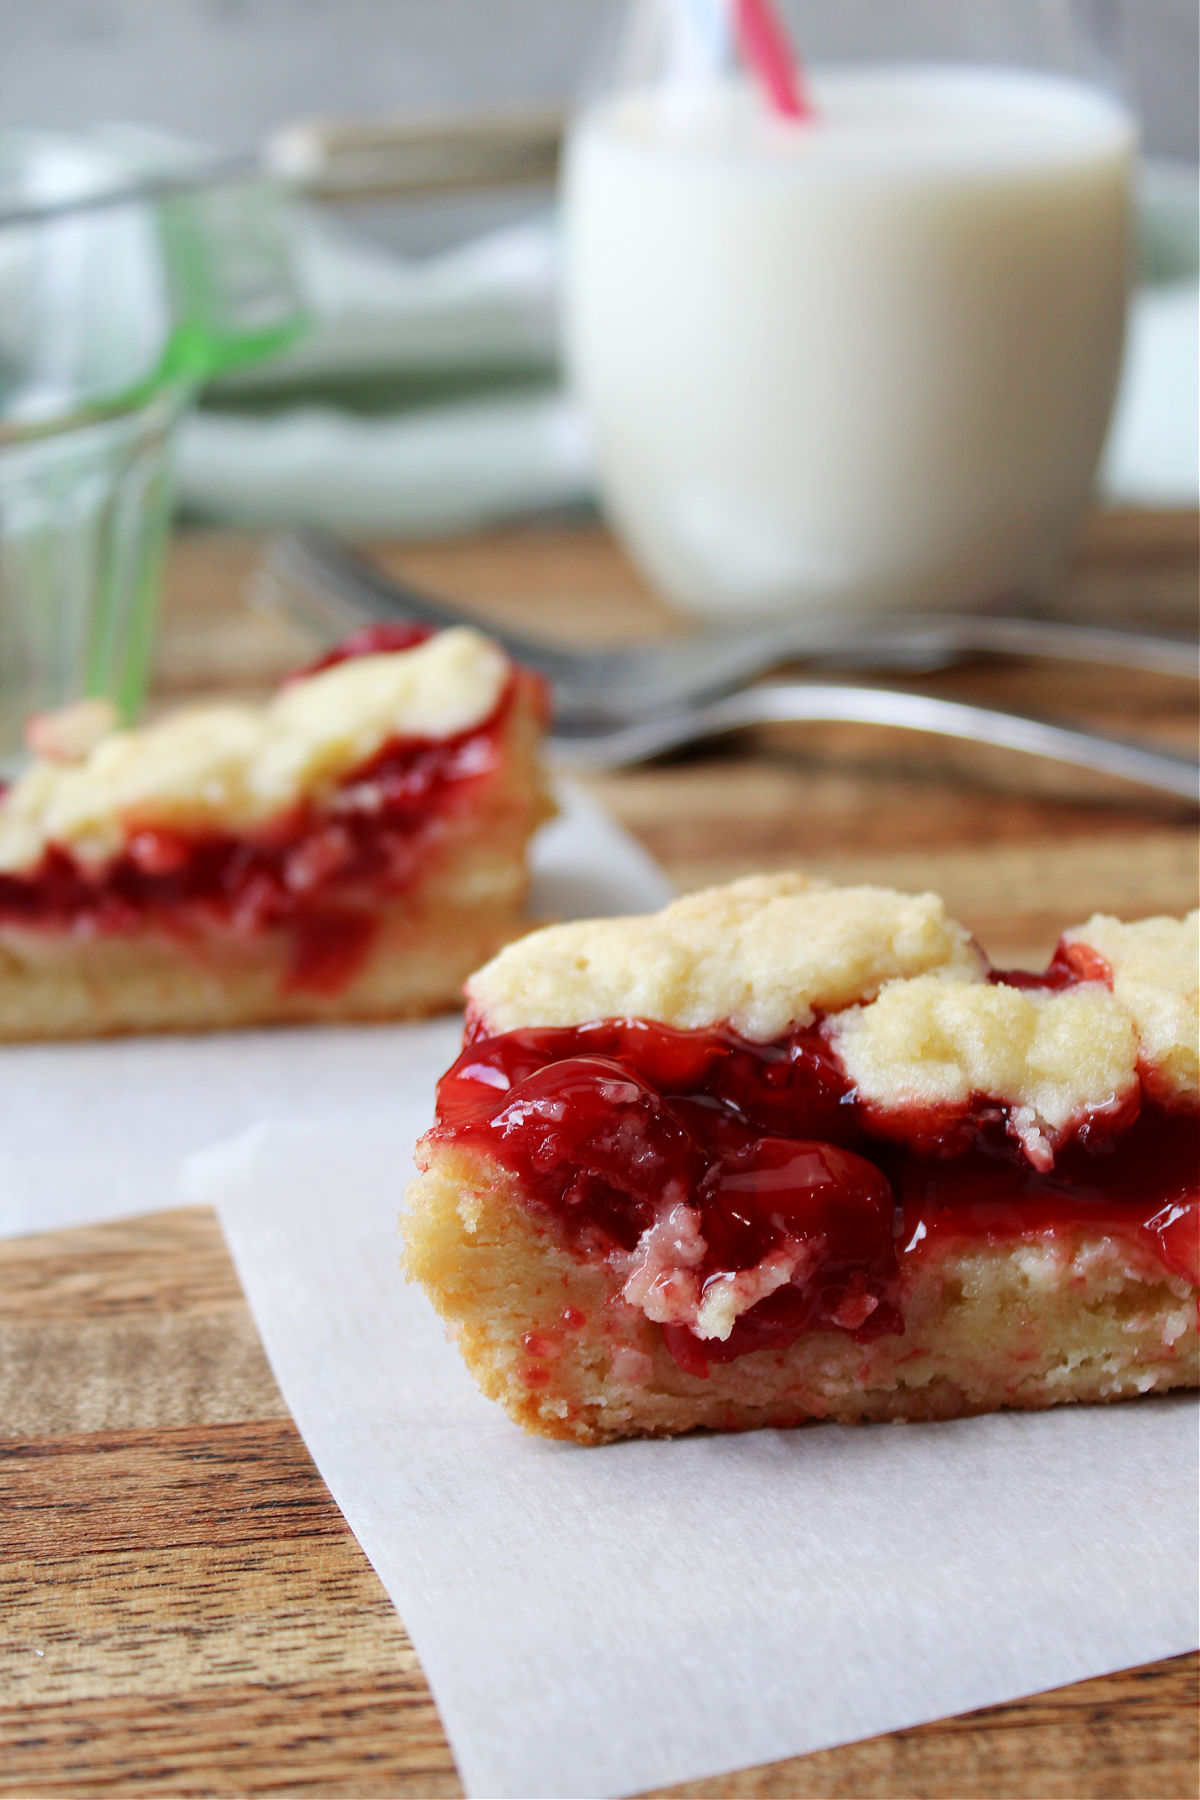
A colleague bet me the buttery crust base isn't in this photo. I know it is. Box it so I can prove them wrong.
[0,890,526,1041]
[405,1143,1200,1445]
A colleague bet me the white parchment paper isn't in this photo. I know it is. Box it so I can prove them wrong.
[0,782,671,1240]
[7,774,1195,1798]
[187,1111,1199,1800]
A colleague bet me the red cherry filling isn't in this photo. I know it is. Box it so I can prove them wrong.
[989,938,1113,993]
[448,1013,856,1144]
[433,986,1199,1374]
[687,1136,902,1358]
[487,1056,705,1255]
[290,622,435,678]
[464,1052,901,1371]
[0,634,518,993]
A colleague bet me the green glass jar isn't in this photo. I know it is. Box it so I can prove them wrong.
[0,133,304,769]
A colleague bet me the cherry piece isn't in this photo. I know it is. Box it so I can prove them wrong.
[433,1000,1198,1372]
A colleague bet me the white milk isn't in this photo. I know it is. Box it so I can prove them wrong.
[562,67,1135,620]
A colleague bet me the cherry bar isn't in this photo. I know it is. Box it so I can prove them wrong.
[0,625,518,994]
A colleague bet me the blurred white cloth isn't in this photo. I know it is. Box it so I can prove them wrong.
[180,387,591,532]
[177,208,592,533]
[177,173,1199,533]
[216,208,560,386]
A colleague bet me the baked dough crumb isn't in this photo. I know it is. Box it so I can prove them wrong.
[827,976,1138,1162]
[469,872,984,1043]
[1065,911,1199,1105]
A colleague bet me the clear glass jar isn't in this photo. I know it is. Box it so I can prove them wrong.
[0,133,302,769]
[562,0,1136,623]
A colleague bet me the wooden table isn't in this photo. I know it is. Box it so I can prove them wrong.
[2,515,1197,1797]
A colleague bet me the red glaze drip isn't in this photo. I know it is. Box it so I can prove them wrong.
[290,622,435,679]
[989,937,1113,993]
[893,1109,1199,1285]
[432,989,1199,1372]
[0,630,514,993]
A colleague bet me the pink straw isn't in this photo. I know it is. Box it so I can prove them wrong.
[733,0,813,121]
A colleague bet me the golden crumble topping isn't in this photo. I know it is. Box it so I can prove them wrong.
[0,628,508,872]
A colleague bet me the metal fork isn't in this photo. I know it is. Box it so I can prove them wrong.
[550,682,1199,799]
[258,532,1199,800]
[264,531,1198,726]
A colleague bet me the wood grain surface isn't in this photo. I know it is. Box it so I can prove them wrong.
[2,513,1197,1798]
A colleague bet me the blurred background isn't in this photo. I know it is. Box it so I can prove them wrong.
[5,0,1198,173]
[3,0,1196,539]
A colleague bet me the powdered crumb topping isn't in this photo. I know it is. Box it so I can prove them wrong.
[468,873,984,1043]
[1063,912,1199,1106]
[0,628,508,872]
[468,873,1196,1146]
[826,976,1139,1166]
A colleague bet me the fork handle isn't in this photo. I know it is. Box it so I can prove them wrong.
[264,533,1198,697]
[803,613,1198,680]
[551,683,1200,801]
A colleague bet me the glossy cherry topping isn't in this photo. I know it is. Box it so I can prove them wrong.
[0,631,515,993]
[433,984,1199,1372]
[290,622,435,679]
[989,938,1113,993]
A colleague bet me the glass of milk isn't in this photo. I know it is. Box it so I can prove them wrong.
[562,0,1136,622]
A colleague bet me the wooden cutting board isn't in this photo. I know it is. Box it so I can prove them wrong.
[2,514,1197,1797]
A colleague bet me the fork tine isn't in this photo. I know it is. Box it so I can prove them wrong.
[265,532,589,690]
[262,532,1200,732]
[549,681,1200,800]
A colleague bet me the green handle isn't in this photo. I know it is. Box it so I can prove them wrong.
[156,176,307,386]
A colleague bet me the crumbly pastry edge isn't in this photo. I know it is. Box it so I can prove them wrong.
[0,626,511,872]
[0,867,531,1042]
[1063,911,1200,1105]
[466,873,986,1044]
[467,874,1200,1113]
